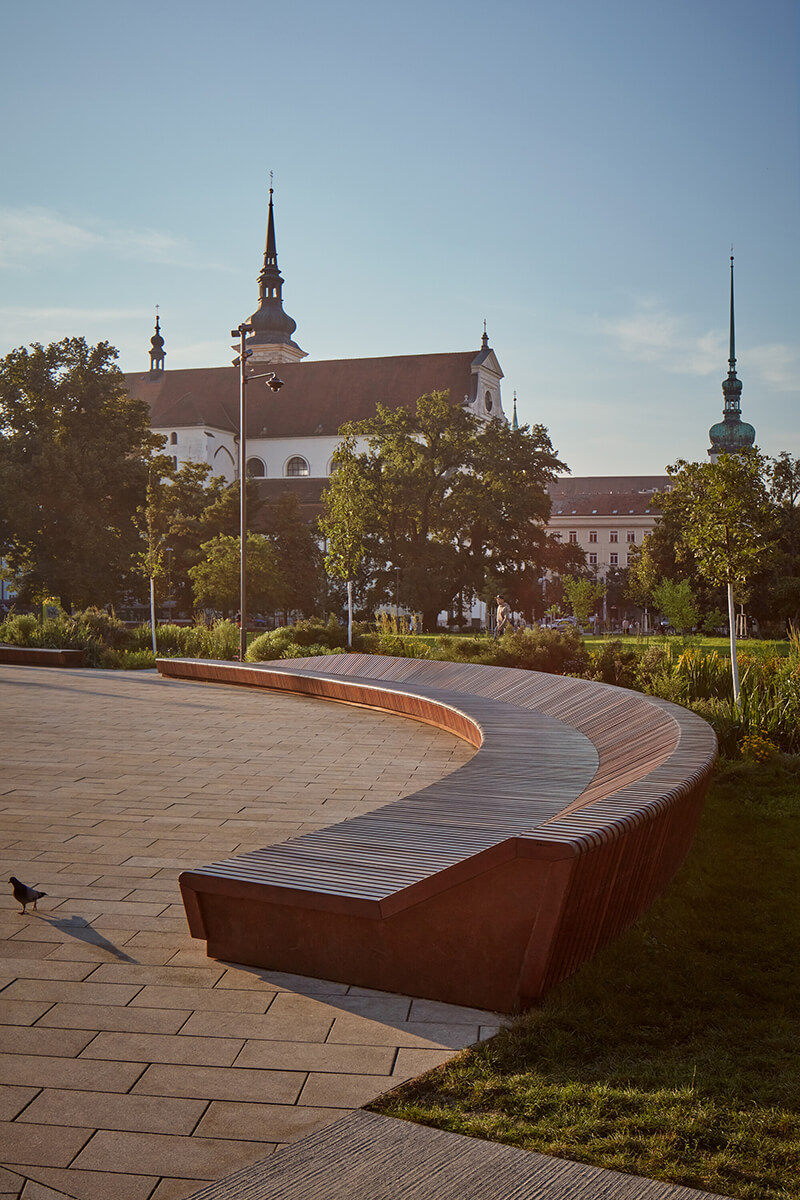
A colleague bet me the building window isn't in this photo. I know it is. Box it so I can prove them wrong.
[552,532,562,542]
[171,456,178,470]
[610,552,618,566]
[627,530,636,543]
[589,530,597,543]
[609,530,618,543]
[569,530,577,544]
[246,457,266,478]
[626,553,634,566]
[589,553,597,566]
[170,432,178,445]
[484,389,493,413]
[286,455,310,477]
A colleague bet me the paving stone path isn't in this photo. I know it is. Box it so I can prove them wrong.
[0,666,500,1200]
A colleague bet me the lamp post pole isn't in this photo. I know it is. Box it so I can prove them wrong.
[232,323,253,662]
[231,323,285,664]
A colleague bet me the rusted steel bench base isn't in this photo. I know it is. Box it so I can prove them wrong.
[161,655,717,1013]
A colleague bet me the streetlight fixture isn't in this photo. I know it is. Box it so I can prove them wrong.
[231,323,284,662]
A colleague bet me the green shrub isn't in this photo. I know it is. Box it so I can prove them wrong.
[72,607,134,650]
[280,642,344,658]
[587,639,640,688]
[366,633,432,659]
[99,648,156,670]
[0,613,45,645]
[246,628,296,662]
[494,626,590,676]
[286,617,349,649]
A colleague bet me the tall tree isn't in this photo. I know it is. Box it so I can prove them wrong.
[188,533,285,619]
[562,574,606,623]
[0,338,157,609]
[322,392,565,631]
[320,433,370,644]
[764,452,800,625]
[658,452,774,701]
[261,492,324,621]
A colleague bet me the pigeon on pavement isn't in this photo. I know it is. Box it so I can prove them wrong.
[8,877,47,913]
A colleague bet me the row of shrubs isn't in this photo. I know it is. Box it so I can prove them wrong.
[3,609,799,758]
[0,608,245,669]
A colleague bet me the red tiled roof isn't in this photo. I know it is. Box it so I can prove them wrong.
[125,351,483,439]
[547,476,668,517]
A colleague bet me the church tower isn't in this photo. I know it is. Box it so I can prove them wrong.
[149,312,165,376]
[708,255,755,461]
[246,187,307,365]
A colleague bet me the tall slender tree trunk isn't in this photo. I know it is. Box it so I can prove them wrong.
[347,579,353,648]
[727,581,740,705]
[149,576,158,658]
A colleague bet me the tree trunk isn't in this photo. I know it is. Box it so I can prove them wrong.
[149,576,157,658]
[422,606,440,634]
[727,581,740,705]
[346,580,353,648]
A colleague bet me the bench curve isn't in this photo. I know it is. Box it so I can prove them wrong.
[157,654,717,1012]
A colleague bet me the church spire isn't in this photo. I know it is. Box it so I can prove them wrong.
[149,309,165,376]
[708,253,755,460]
[727,252,737,375]
[246,183,306,364]
[512,392,519,430]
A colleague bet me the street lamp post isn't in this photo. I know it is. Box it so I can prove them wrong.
[231,323,284,663]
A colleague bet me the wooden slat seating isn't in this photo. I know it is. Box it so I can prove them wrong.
[157,654,717,1013]
[0,644,86,667]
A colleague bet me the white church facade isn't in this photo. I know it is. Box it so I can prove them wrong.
[124,189,507,523]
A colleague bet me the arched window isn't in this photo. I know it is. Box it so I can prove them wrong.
[484,390,493,413]
[170,432,178,445]
[246,457,266,478]
[286,455,310,477]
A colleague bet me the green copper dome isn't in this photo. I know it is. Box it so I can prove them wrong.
[709,418,755,452]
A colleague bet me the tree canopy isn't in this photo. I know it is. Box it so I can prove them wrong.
[659,452,774,590]
[0,338,157,609]
[188,533,285,618]
[321,391,566,630]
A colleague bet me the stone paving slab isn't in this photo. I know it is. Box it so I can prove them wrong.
[0,665,489,1199]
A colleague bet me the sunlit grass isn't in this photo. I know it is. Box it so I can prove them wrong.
[370,758,800,1199]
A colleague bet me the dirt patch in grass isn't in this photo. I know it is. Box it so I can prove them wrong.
[370,758,800,1200]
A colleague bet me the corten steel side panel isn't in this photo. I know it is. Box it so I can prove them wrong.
[523,776,712,1000]
[197,852,562,1013]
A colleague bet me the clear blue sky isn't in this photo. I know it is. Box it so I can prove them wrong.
[1,0,797,475]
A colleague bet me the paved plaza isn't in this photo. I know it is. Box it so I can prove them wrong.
[0,665,501,1199]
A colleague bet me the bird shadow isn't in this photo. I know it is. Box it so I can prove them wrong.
[36,912,138,963]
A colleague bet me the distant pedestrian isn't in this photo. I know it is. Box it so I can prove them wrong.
[494,595,511,639]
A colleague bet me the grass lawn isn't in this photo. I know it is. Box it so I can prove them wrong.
[369,758,800,1200]
[584,635,792,659]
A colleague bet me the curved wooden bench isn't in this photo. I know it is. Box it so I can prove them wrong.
[157,654,717,1012]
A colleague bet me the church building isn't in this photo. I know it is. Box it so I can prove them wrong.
[124,189,507,522]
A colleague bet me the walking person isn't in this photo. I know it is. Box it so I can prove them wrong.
[494,595,511,639]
